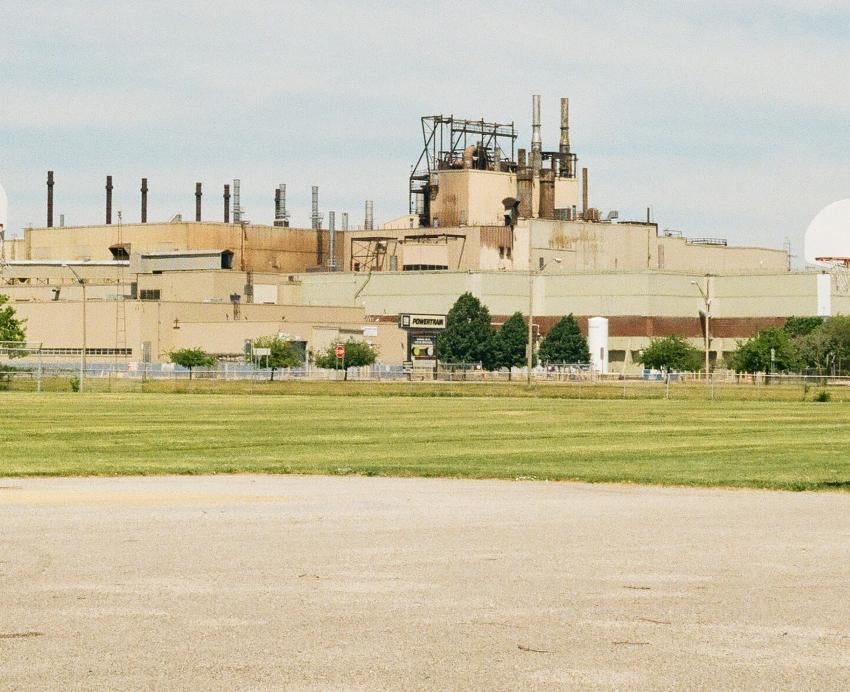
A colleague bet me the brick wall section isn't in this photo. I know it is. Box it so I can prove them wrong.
[373,313,788,339]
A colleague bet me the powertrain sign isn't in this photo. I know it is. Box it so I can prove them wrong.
[399,313,446,330]
[399,313,446,370]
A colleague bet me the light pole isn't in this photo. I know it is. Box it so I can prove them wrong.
[64,264,86,392]
[527,257,561,384]
[690,276,712,380]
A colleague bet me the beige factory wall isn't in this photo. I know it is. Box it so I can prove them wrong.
[554,178,579,211]
[23,222,338,273]
[430,169,516,227]
[8,298,404,364]
[5,238,25,260]
[289,269,827,322]
[530,219,787,274]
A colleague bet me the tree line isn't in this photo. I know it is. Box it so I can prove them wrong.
[435,292,590,370]
[639,316,850,374]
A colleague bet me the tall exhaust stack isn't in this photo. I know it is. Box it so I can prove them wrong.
[311,186,320,229]
[582,167,589,219]
[328,211,336,270]
[105,175,113,225]
[232,179,241,222]
[223,184,231,223]
[195,182,202,222]
[141,178,148,223]
[274,184,288,227]
[365,200,374,230]
[342,212,349,231]
[531,95,542,173]
[47,170,55,228]
[559,97,571,178]
[274,187,281,224]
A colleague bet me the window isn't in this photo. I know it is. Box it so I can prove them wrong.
[139,289,161,301]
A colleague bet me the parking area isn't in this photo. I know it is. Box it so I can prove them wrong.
[1,475,849,690]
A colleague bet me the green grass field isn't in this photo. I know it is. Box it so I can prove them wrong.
[1,390,848,490]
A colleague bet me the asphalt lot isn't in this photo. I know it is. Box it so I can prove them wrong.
[1,475,849,690]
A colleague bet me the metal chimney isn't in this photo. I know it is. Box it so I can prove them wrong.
[342,212,349,231]
[105,175,113,225]
[223,184,231,223]
[274,184,288,227]
[141,178,148,223]
[232,179,241,222]
[195,182,202,222]
[559,97,571,178]
[311,186,320,230]
[531,95,542,173]
[582,167,589,219]
[47,171,55,228]
[328,211,336,270]
[365,200,374,230]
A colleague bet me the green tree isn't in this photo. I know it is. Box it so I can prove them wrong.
[796,315,850,373]
[728,328,799,373]
[169,347,216,379]
[435,292,495,368]
[251,335,303,381]
[493,312,528,376]
[0,294,27,349]
[783,316,824,337]
[538,314,590,364]
[314,339,378,380]
[638,334,703,372]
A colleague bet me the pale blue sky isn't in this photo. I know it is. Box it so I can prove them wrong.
[1,0,848,262]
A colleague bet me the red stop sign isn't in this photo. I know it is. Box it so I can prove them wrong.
[335,345,345,359]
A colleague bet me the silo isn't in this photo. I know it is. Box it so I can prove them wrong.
[587,316,609,374]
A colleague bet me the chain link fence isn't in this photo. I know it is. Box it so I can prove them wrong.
[2,353,850,401]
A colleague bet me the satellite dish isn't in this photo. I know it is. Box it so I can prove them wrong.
[0,180,8,229]
[804,199,850,265]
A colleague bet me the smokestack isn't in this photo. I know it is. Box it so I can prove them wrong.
[559,97,571,178]
[232,179,241,222]
[280,184,288,226]
[365,200,374,230]
[141,178,148,223]
[311,186,320,230]
[105,175,113,225]
[195,182,202,222]
[342,212,349,231]
[274,187,281,223]
[531,95,542,173]
[47,171,54,228]
[223,184,231,223]
[328,211,336,270]
[517,148,527,169]
[60,214,65,228]
[582,167,589,219]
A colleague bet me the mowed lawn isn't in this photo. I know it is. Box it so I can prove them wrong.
[1,392,848,490]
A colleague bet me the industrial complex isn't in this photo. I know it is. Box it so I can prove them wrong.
[0,95,842,374]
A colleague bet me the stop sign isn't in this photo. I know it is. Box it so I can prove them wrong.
[335,345,345,359]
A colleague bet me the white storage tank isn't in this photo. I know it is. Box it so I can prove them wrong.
[587,316,609,374]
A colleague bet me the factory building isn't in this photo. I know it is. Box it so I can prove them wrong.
[0,95,834,374]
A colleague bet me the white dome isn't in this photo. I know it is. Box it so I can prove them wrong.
[0,180,7,229]
[804,199,850,265]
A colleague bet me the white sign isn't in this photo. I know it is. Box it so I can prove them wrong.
[399,313,446,330]
[362,326,378,337]
[253,347,272,356]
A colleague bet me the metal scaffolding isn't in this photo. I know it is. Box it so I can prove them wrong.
[409,115,518,227]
